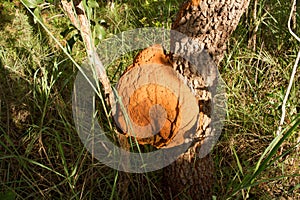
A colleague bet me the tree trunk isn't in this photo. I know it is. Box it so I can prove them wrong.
[171,0,250,64]
[163,0,250,199]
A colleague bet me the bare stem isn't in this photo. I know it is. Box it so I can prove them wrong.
[61,0,114,106]
[276,0,300,136]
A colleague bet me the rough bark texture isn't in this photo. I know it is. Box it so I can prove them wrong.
[172,0,250,64]
[163,0,250,199]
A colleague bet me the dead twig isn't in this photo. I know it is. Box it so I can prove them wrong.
[61,0,114,106]
[276,0,300,136]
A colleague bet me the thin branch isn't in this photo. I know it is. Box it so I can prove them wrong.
[61,0,114,106]
[288,0,300,42]
[276,0,300,136]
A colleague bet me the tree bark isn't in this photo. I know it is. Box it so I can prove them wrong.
[163,0,250,199]
[171,0,250,64]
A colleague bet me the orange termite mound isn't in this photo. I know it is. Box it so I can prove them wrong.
[114,44,199,148]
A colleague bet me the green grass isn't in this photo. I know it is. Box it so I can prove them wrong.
[0,0,299,199]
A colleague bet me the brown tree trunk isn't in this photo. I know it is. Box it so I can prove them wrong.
[171,0,250,64]
[163,0,250,199]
